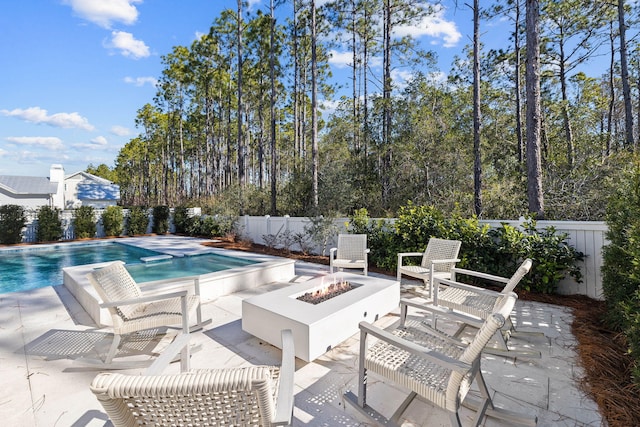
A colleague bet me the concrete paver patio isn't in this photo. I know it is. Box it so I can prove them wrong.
[0,237,603,426]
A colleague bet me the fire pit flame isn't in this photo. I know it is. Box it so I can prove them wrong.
[296,277,355,305]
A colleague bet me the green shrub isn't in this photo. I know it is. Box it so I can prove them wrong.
[196,215,237,238]
[152,205,170,234]
[489,219,584,293]
[0,204,26,244]
[126,206,149,236]
[348,204,583,293]
[102,206,124,237]
[73,206,96,239]
[173,206,191,234]
[36,206,62,242]
[602,163,640,383]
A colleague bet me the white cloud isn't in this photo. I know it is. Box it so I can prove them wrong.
[91,136,108,146]
[106,31,150,59]
[395,7,461,48]
[328,50,383,70]
[18,150,70,163]
[5,136,64,150]
[124,76,157,87]
[63,0,141,29]
[73,136,110,150]
[110,125,131,136]
[391,69,415,90]
[1,107,94,131]
[328,50,353,68]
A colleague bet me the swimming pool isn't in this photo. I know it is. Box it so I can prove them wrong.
[0,242,161,294]
[0,241,261,295]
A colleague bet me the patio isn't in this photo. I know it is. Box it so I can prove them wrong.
[0,239,602,426]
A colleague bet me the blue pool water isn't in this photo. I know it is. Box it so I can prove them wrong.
[0,242,259,295]
[0,242,160,294]
[127,254,258,283]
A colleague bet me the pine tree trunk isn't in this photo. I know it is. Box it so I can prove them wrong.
[526,0,545,218]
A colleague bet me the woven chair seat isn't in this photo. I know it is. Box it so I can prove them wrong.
[365,319,470,411]
[436,287,496,320]
[91,329,295,427]
[117,295,201,335]
[92,367,281,426]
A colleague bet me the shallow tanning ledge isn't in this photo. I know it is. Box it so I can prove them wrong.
[242,273,400,362]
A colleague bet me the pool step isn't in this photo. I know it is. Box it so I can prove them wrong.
[140,255,173,263]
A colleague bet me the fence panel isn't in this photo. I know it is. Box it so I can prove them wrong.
[240,216,607,299]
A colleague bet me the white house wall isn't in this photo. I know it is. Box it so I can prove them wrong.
[0,190,51,210]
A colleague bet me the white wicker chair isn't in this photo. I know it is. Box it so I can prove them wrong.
[401,258,541,358]
[329,233,370,275]
[90,329,296,427]
[84,261,204,368]
[345,293,537,427]
[397,238,461,297]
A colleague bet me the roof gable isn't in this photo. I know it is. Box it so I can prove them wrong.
[65,171,112,185]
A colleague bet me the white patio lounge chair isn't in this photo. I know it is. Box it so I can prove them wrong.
[90,329,296,427]
[401,258,541,358]
[330,233,370,275]
[397,237,462,297]
[345,293,536,426]
[82,261,206,369]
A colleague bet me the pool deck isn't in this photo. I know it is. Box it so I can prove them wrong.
[0,236,603,426]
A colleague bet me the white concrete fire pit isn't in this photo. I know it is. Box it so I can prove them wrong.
[242,273,399,362]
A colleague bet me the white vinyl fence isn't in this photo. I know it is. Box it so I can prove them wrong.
[16,211,608,299]
[238,216,608,300]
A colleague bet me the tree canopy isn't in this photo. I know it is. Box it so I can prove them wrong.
[104,0,640,221]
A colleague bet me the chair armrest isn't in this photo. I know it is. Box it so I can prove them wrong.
[273,329,295,426]
[365,248,370,254]
[450,267,510,284]
[430,258,461,265]
[397,252,424,266]
[359,321,471,373]
[99,290,190,308]
[329,247,337,259]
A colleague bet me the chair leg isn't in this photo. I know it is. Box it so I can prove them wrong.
[104,334,121,365]
[449,412,463,427]
[358,329,368,408]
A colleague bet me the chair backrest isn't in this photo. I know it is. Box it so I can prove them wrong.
[421,238,462,272]
[91,367,278,427]
[500,258,533,294]
[87,262,142,320]
[445,292,517,410]
[336,233,367,260]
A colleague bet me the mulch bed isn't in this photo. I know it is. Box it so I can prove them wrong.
[204,238,640,426]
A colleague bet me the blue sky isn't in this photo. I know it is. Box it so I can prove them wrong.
[0,0,480,178]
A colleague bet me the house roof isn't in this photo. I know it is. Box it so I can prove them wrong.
[0,175,57,195]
